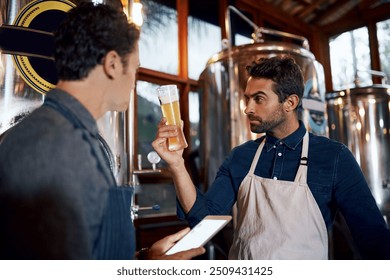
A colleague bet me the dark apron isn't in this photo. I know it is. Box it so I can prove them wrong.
[44,97,135,260]
[94,186,135,259]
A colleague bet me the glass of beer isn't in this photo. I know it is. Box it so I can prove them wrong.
[157,85,188,151]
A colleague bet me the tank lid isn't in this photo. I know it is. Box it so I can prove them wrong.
[326,84,390,99]
[207,41,315,65]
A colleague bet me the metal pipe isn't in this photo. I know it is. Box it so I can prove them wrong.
[355,68,388,85]
[225,6,238,149]
[225,5,310,49]
[255,27,310,49]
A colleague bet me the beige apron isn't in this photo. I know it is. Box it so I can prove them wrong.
[229,132,328,260]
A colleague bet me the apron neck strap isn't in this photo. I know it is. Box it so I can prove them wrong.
[248,138,266,175]
[294,131,309,184]
[44,99,116,186]
[248,131,310,182]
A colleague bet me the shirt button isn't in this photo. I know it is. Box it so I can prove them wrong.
[278,152,282,156]
[273,176,277,180]
[273,145,276,149]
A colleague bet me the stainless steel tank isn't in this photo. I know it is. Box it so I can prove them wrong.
[198,41,327,189]
[0,0,46,135]
[326,85,390,218]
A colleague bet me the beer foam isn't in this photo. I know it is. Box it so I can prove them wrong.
[157,85,179,104]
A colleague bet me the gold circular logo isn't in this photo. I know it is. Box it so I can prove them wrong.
[12,0,75,94]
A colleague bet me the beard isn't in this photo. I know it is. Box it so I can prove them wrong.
[247,108,286,134]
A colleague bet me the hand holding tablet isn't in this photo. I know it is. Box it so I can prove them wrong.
[165,215,232,255]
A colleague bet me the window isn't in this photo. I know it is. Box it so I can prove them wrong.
[230,9,254,46]
[135,80,180,218]
[188,0,221,80]
[188,90,200,150]
[139,0,178,75]
[235,33,252,46]
[136,80,163,166]
[377,19,390,84]
[329,27,371,90]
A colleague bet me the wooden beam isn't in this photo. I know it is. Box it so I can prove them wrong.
[239,0,311,31]
[297,0,328,19]
[361,2,390,23]
[177,0,188,78]
[295,0,312,4]
[321,2,390,36]
[359,0,380,10]
[290,5,305,17]
[310,29,333,92]
[138,67,188,85]
[321,7,366,36]
[367,22,382,84]
[220,0,228,40]
[311,0,351,26]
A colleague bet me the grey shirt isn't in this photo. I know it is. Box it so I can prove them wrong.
[0,89,116,259]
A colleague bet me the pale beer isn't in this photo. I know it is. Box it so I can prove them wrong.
[157,85,188,151]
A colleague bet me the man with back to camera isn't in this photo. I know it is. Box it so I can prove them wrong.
[0,2,205,260]
[152,56,390,259]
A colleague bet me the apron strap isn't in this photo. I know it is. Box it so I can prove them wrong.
[248,138,266,175]
[294,131,309,184]
[248,131,309,182]
[43,98,116,186]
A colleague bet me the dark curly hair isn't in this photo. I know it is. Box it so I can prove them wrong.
[54,2,140,80]
[246,56,304,105]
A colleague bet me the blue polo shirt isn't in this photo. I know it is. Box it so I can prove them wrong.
[178,121,390,259]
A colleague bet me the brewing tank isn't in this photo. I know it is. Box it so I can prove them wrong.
[326,85,390,218]
[0,0,46,136]
[198,41,327,189]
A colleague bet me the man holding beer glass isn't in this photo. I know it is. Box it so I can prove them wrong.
[152,56,390,259]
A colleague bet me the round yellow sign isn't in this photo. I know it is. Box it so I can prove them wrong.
[12,0,75,94]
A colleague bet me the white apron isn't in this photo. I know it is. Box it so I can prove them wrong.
[229,132,328,259]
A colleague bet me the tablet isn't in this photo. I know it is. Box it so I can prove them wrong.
[165,215,232,255]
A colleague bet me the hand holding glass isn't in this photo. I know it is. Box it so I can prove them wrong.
[157,85,188,151]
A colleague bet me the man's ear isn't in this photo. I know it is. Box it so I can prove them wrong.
[283,94,300,112]
[102,50,121,79]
